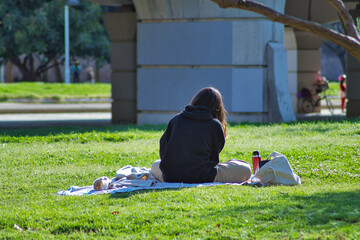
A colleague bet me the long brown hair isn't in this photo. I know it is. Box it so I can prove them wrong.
[190,87,228,137]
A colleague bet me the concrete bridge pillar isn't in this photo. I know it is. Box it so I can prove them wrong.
[103,5,137,124]
[346,54,360,118]
[347,7,360,118]
[284,27,298,113]
[285,0,359,115]
[132,0,293,124]
[293,30,323,113]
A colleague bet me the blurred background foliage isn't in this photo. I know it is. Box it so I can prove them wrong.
[0,0,110,82]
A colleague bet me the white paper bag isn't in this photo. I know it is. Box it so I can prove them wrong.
[253,151,301,185]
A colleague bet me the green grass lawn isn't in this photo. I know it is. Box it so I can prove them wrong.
[0,81,338,103]
[323,82,339,97]
[0,82,111,102]
[0,120,359,239]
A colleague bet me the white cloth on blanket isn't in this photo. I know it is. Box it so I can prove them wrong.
[114,165,155,181]
[56,165,246,196]
[110,165,157,188]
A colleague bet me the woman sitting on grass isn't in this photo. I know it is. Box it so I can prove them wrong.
[151,87,251,183]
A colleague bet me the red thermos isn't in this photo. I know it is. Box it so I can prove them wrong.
[252,151,261,173]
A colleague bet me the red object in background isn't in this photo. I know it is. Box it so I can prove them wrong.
[338,74,347,112]
[252,151,261,174]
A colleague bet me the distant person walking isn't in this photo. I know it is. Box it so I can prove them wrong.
[71,60,81,83]
[86,67,95,84]
[338,74,347,112]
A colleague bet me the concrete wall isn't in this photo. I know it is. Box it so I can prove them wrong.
[98,0,360,120]
[294,30,323,113]
[284,27,298,113]
[346,54,360,118]
[347,8,360,117]
[103,11,137,123]
[267,42,296,122]
[133,0,288,124]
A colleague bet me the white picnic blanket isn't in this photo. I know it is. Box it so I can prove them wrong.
[56,182,231,196]
[57,165,242,196]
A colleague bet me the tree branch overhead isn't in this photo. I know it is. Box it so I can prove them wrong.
[211,0,360,62]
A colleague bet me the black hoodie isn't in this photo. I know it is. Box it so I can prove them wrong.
[159,105,225,183]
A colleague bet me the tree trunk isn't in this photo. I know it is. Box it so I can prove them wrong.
[52,57,63,83]
[95,63,100,83]
[11,54,40,82]
[5,62,13,83]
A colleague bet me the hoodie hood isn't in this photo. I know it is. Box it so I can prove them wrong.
[181,105,213,121]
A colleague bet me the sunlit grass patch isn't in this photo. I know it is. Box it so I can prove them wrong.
[0,120,359,239]
[0,82,110,101]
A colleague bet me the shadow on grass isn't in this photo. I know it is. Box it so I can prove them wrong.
[289,189,360,225]
[229,118,359,135]
[228,118,359,127]
[109,188,183,199]
[202,188,360,228]
[0,124,167,137]
[0,118,358,138]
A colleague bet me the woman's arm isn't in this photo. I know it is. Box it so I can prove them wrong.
[210,121,225,164]
[159,119,173,159]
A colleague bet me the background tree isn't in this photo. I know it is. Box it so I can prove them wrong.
[211,0,360,63]
[0,0,110,82]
